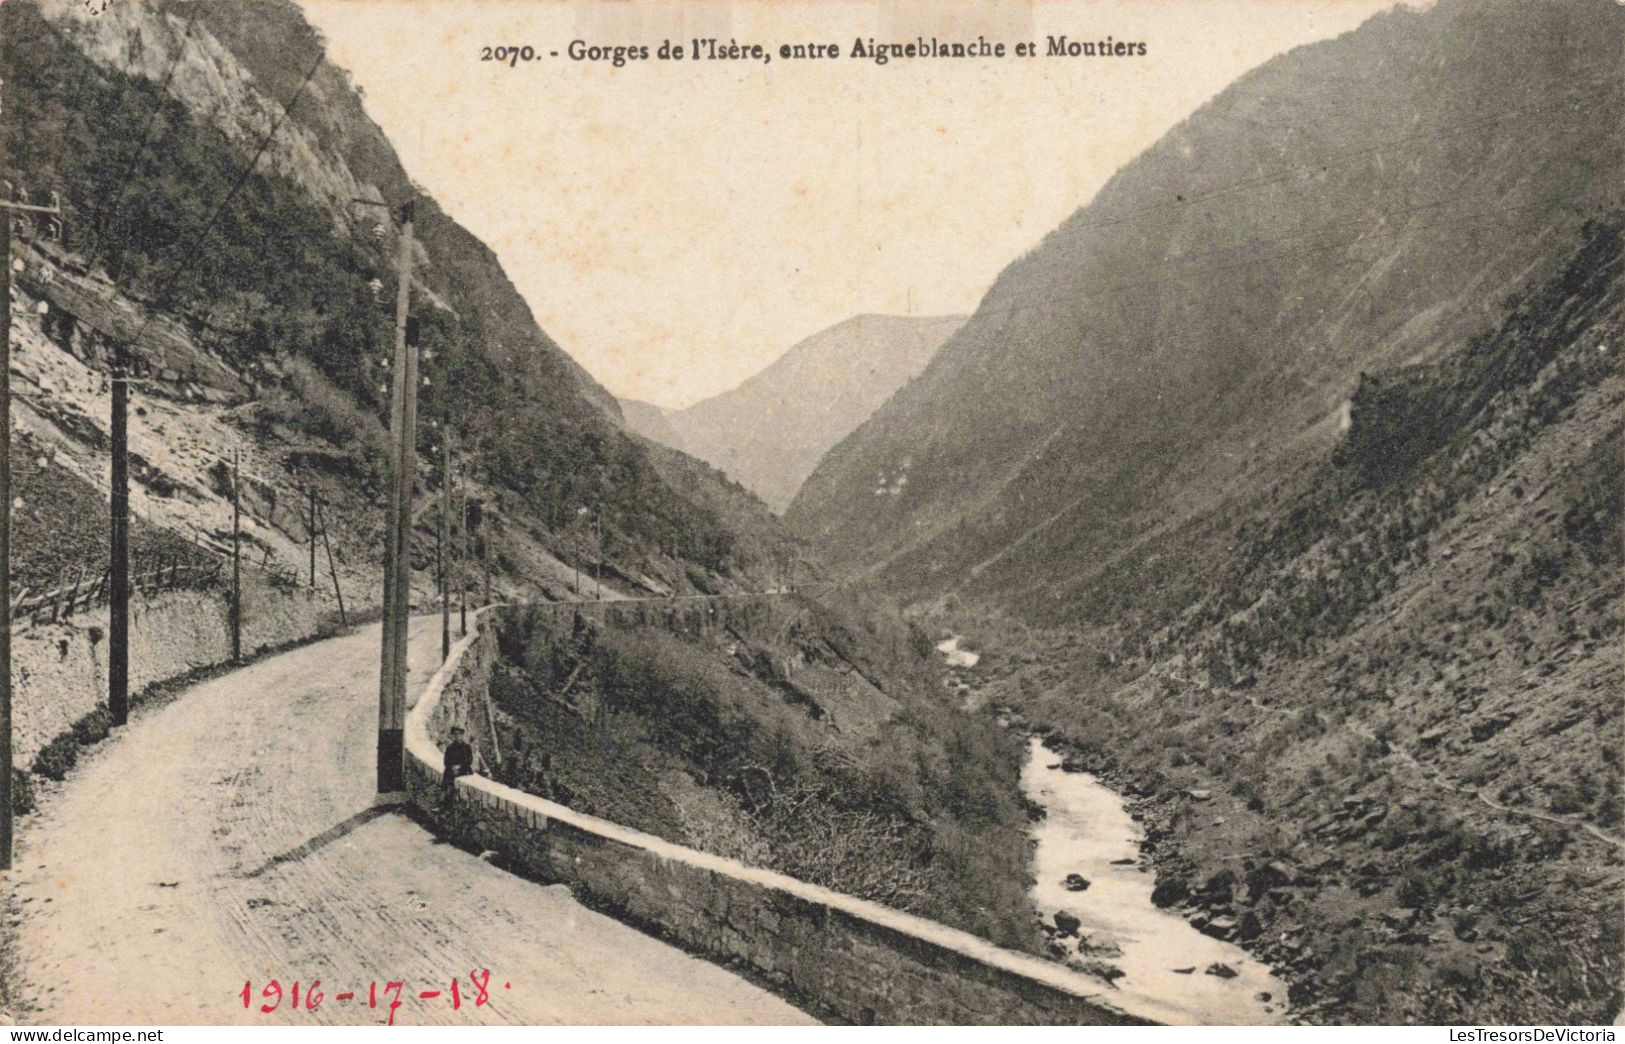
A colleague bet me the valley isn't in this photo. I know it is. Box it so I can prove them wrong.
[623,314,965,514]
[0,0,1618,1028]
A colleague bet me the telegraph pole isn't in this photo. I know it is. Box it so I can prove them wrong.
[0,183,68,866]
[452,449,467,637]
[318,503,347,627]
[109,337,129,724]
[1,191,11,871]
[308,486,317,588]
[440,432,452,660]
[472,497,490,607]
[0,182,64,867]
[230,449,241,662]
[573,505,584,595]
[467,497,489,608]
[372,198,416,797]
[388,284,420,795]
[457,481,468,637]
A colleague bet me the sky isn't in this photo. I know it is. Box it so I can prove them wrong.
[298,0,1405,409]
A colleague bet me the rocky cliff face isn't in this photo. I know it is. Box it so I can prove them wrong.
[3,0,761,597]
[38,0,619,419]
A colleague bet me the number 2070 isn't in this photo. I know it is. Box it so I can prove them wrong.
[480,46,537,66]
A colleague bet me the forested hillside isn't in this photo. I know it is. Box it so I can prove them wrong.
[1,0,746,590]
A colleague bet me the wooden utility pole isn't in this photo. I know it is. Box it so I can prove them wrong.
[308,486,317,588]
[109,338,130,724]
[470,497,490,608]
[434,476,442,646]
[0,175,59,868]
[573,506,583,596]
[376,199,416,797]
[317,503,347,627]
[455,461,468,634]
[0,193,13,869]
[230,449,241,662]
[440,432,452,660]
[457,485,467,638]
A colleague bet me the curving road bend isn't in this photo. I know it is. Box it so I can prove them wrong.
[4,617,815,1026]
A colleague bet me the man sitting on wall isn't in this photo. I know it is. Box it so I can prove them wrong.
[442,725,477,805]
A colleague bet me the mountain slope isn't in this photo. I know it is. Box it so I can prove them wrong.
[635,314,964,513]
[2,0,754,594]
[985,215,1622,1024]
[787,0,1623,614]
[620,398,686,452]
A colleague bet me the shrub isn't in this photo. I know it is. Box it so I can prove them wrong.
[10,769,35,816]
[71,705,111,746]
[32,732,80,782]
[1397,872,1431,908]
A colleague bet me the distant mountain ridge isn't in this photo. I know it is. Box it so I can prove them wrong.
[622,314,965,512]
[786,0,1624,605]
[619,398,686,451]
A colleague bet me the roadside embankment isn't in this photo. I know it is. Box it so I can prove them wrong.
[404,605,1168,1027]
[13,577,334,775]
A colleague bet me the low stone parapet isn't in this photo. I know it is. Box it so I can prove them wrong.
[404,606,1165,1026]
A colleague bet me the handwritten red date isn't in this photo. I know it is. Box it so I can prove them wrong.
[241,970,507,1025]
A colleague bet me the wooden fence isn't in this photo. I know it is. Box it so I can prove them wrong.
[11,560,224,630]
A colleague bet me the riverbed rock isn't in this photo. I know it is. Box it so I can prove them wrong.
[1172,966,1196,975]
[1073,959,1126,986]
[1063,873,1091,892]
[1205,962,1239,979]
[1264,860,1298,886]
[1201,869,1238,897]
[1079,934,1124,959]
[1053,911,1082,937]
[1151,877,1190,907]
[1188,788,1213,801]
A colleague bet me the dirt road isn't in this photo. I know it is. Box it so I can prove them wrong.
[5,618,814,1026]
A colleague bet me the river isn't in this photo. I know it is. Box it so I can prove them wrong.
[1021,736,1288,1025]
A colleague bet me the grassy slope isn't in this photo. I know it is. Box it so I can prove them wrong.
[486,591,1044,956]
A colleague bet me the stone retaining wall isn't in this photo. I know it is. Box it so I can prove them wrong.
[14,577,332,767]
[404,605,1163,1027]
